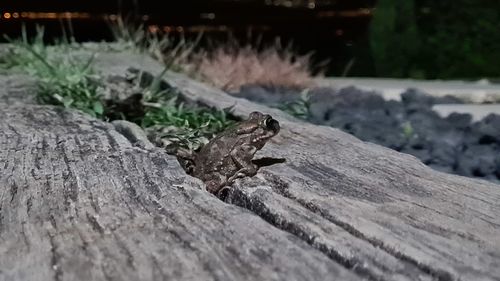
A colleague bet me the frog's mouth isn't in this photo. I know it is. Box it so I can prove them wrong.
[265,117,280,134]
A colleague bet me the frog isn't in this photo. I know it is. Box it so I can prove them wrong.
[177,111,280,195]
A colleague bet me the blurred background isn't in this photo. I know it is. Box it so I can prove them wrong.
[2,0,498,80]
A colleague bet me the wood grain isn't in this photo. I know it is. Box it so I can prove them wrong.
[0,99,356,281]
[1,48,500,280]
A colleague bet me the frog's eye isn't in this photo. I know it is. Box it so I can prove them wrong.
[260,116,269,126]
[263,117,271,127]
[264,116,280,133]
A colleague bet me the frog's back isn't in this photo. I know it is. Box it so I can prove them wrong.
[192,128,244,177]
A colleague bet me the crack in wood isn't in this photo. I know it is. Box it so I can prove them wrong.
[48,233,63,281]
[262,173,455,281]
[86,212,105,235]
[225,187,382,281]
[293,196,454,281]
[9,179,17,203]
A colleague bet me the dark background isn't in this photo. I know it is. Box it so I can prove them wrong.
[0,0,376,76]
[1,0,499,79]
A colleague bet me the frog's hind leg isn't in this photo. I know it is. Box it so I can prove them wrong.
[205,180,221,194]
[204,174,227,194]
[228,144,258,183]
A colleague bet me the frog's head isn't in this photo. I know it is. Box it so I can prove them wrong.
[248,111,280,140]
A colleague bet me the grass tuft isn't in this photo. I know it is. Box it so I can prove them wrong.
[191,39,321,92]
[108,15,148,50]
[277,89,312,119]
[133,70,236,150]
[142,100,235,150]
[1,25,236,151]
[147,32,203,73]
[2,26,104,117]
[103,69,237,151]
[402,121,415,139]
[108,15,202,72]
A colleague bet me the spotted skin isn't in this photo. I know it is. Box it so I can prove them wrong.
[182,111,280,195]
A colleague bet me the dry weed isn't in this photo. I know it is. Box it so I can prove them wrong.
[109,16,321,92]
[192,43,321,92]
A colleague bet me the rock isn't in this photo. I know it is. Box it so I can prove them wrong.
[406,109,444,132]
[307,87,337,123]
[445,112,473,129]
[429,141,458,167]
[495,158,500,179]
[232,84,300,107]
[401,89,463,107]
[384,100,406,120]
[433,94,464,104]
[456,144,499,177]
[401,88,435,113]
[475,114,500,144]
[308,87,407,149]
[329,86,386,110]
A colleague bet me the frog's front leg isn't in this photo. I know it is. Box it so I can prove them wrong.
[227,144,258,183]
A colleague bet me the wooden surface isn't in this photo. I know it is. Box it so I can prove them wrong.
[1,48,500,281]
[0,92,355,281]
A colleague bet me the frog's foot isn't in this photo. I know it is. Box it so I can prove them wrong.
[216,186,232,200]
[205,180,223,194]
[227,164,258,183]
[204,173,228,194]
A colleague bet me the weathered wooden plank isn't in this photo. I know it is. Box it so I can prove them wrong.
[0,99,358,280]
[88,51,500,281]
[2,48,500,281]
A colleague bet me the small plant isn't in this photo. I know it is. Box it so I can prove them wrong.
[2,24,236,153]
[105,69,236,151]
[278,89,312,119]
[142,96,235,150]
[147,32,202,73]
[108,15,202,72]
[402,121,414,139]
[36,57,103,118]
[2,26,104,118]
[108,15,148,50]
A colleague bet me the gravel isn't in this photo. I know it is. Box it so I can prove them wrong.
[234,85,500,183]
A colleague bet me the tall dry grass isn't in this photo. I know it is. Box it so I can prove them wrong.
[109,17,322,92]
[192,42,321,92]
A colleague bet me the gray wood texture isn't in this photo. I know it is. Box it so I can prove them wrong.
[0,87,355,281]
[1,48,500,281]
